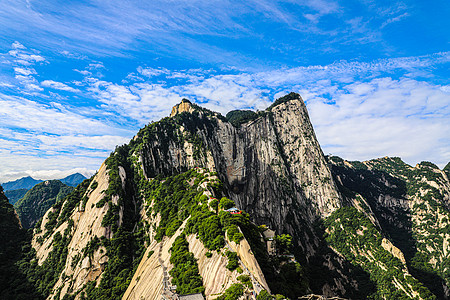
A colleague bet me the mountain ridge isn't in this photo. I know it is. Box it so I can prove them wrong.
[2,93,449,300]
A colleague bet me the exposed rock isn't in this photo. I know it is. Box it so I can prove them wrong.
[381,238,408,270]
[170,99,195,117]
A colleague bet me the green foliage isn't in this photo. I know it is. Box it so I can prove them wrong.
[325,207,435,299]
[237,274,252,288]
[169,235,205,295]
[227,224,244,244]
[0,186,40,299]
[82,236,101,258]
[219,197,234,210]
[256,290,273,300]
[14,180,73,229]
[90,180,98,190]
[205,251,212,258]
[226,110,258,127]
[274,234,292,254]
[17,220,75,299]
[226,250,239,271]
[267,92,300,111]
[216,283,244,300]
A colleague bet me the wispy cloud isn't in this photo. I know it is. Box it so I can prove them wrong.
[41,80,80,93]
[0,0,420,66]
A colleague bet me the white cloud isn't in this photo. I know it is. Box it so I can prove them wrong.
[73,69,92,76]
[41,80,80,93]
[305,78,450,167]
[13,67,36,76]
[0,162,97,183]
[381,12,410,28]
[8,49,46,65]
[137,66,169,77]
[11,41,26,49]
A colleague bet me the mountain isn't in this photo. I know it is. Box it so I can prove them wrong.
[2,176,42,191]
[3,93,449,300]
[0,185,39,298]
[328,156,450,299]
[60,173,87,187]
[4,188,28,205]
[2,173,85,205]
[14,180,74,229]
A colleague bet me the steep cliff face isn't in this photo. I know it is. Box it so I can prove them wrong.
[329,156,450,298]
[137,94,342,259]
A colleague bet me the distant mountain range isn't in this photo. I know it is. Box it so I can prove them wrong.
[2,176,42,191]
[2,173,87,191]
[60,173,88,187]
[1,173,87,205]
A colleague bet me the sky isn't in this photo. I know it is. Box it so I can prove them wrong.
[0,0,449,183]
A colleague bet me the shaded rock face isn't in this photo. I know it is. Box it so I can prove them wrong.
[139,97,342,257]
[328,157,450,299]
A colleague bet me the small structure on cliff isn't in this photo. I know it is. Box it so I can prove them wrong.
[226,207,242,214]
[262,228,276,256]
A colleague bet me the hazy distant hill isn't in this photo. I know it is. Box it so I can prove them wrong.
[14,180,74,229]
[60,173,87,186]
[4,189,28,205]
[2,173,86,205]
[2,176,42,191]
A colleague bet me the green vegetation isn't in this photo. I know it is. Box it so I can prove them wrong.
[237,275,252,288]
[4,188,28,205]
[169,235,204,295]
[227,224,244,244]
[216,283,244,300]
[274,234,292,254]
[325,207,435,299]
[226,250,239,271]
[0,186,40,299]
[256,290,272,300]
[267,92,300,111]
[14,180,73,229]
[219,197,234,210]
[226,110,258,127]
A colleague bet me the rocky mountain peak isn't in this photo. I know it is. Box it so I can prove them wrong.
[170,98,195,117]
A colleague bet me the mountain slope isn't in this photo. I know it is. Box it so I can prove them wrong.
[5,188,28,205]
[14,180,74,229]
[0,186,39,299]
[2,176,42,191]
[328,156,450,298]
[7,93,448,299]
[60,173,87,187]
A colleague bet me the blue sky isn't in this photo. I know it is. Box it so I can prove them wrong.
[0,0,449,182]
